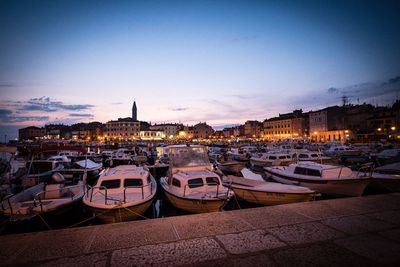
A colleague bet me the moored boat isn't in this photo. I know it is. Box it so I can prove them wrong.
[160,145,233,213]
[223,174,317,206]
[215,160,246,175]
[250,152,293,169]
[83,165,157,223]
[264,161,372,197]
[1,174,84,221]
[369,162,400,192]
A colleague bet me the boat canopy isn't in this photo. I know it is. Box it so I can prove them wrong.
[168,146,209,168]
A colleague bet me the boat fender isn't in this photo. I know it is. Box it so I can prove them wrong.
[51,172,65,184]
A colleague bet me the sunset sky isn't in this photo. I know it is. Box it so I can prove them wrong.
[1,0,399,140]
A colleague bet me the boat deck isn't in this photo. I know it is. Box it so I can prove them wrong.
[1,193,400,266]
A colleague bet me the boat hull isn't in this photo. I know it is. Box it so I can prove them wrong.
[265,169,370,197]
[162,189,229,213]
[85,198,154,223]
[231,186,315,205]
[217,162,245,174]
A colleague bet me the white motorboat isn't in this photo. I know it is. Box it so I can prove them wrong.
[83,165,157,223]
[369,162,400,192]
[325,145,361,157]
[264,161,371,197]
[223,174,317,206]
[215,160,246,175]
[292,151,336,164]
[1,173,84,221]
[250,152,293,169]
[160,145,233,214]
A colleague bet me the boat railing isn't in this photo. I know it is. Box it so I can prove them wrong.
[87,186,108,204]
[0,194,14,214]
[85,182,154,204]
[123,182,153,202]
[33,185,78,213]
[356,162,374,178]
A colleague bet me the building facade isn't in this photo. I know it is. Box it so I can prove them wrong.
[139,130,166,140]
[263,110,307,140]
[309,106,348,142]
[149,123,183,139]
[244,120,263,138]
[18,126,46,141]
[193,122,214,139]
[105,118,141,141]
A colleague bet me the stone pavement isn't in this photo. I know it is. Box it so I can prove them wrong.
[1,193,400,266]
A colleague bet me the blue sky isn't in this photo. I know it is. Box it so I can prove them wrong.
[1,0,400,140]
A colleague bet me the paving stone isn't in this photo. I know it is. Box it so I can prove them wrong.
[273,242,373,267]
[37,251,109,267]
[0,232,38,264]
[216,229,286,254]
[229,253,277,267]
[378,228,400,242]
[111,237,227,266]
[89,218,178,253]
[334,233,400,264]
[331,194,400,213]
[322,214,395,234]
[189,257,230,267]
[286,199,355,220]
[267,221,344,245]
[234,205,313,229]
[366,210,400,225]
[10,226,97,263]
[170,211,253,239]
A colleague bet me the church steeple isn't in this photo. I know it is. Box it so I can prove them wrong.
[132,100,137,121]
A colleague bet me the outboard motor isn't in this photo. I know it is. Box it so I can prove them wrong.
[51,172,65,184]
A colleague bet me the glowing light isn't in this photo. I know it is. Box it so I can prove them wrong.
[377,128,382,131]
[391,126,396,131]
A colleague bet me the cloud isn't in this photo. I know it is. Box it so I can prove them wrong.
[230,35,258,43]
[111,102,123,105]
[171,107,187,111]
[69,113,94,117]
[1,107,49,123]
[327,87,339,94]
[0,83,16,88]
[13,96,94,112]
[388,76,400,84]
[0,109,13,116]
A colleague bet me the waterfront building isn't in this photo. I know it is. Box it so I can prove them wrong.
[234,125,245,138]
[222,127,235,139]
[244,120,263,138]
[367,106,397,141]
[178,126,194,139]
[149,123,183,139]
[70,122,105,141]
[263,110,307,140]
[139,130,166,140]
[105,118,140,141]
[193,122,214,139]
[44,124,70,140]
[18,126,46,141]
[309,106,348,142]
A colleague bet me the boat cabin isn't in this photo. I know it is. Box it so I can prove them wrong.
[289,162,353,179]
[167,170,222,196]
[93,165,153,197]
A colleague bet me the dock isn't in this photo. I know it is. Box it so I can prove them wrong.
[1,193,400,266]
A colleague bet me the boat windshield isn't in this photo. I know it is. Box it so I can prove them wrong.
[169,146,210,168]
